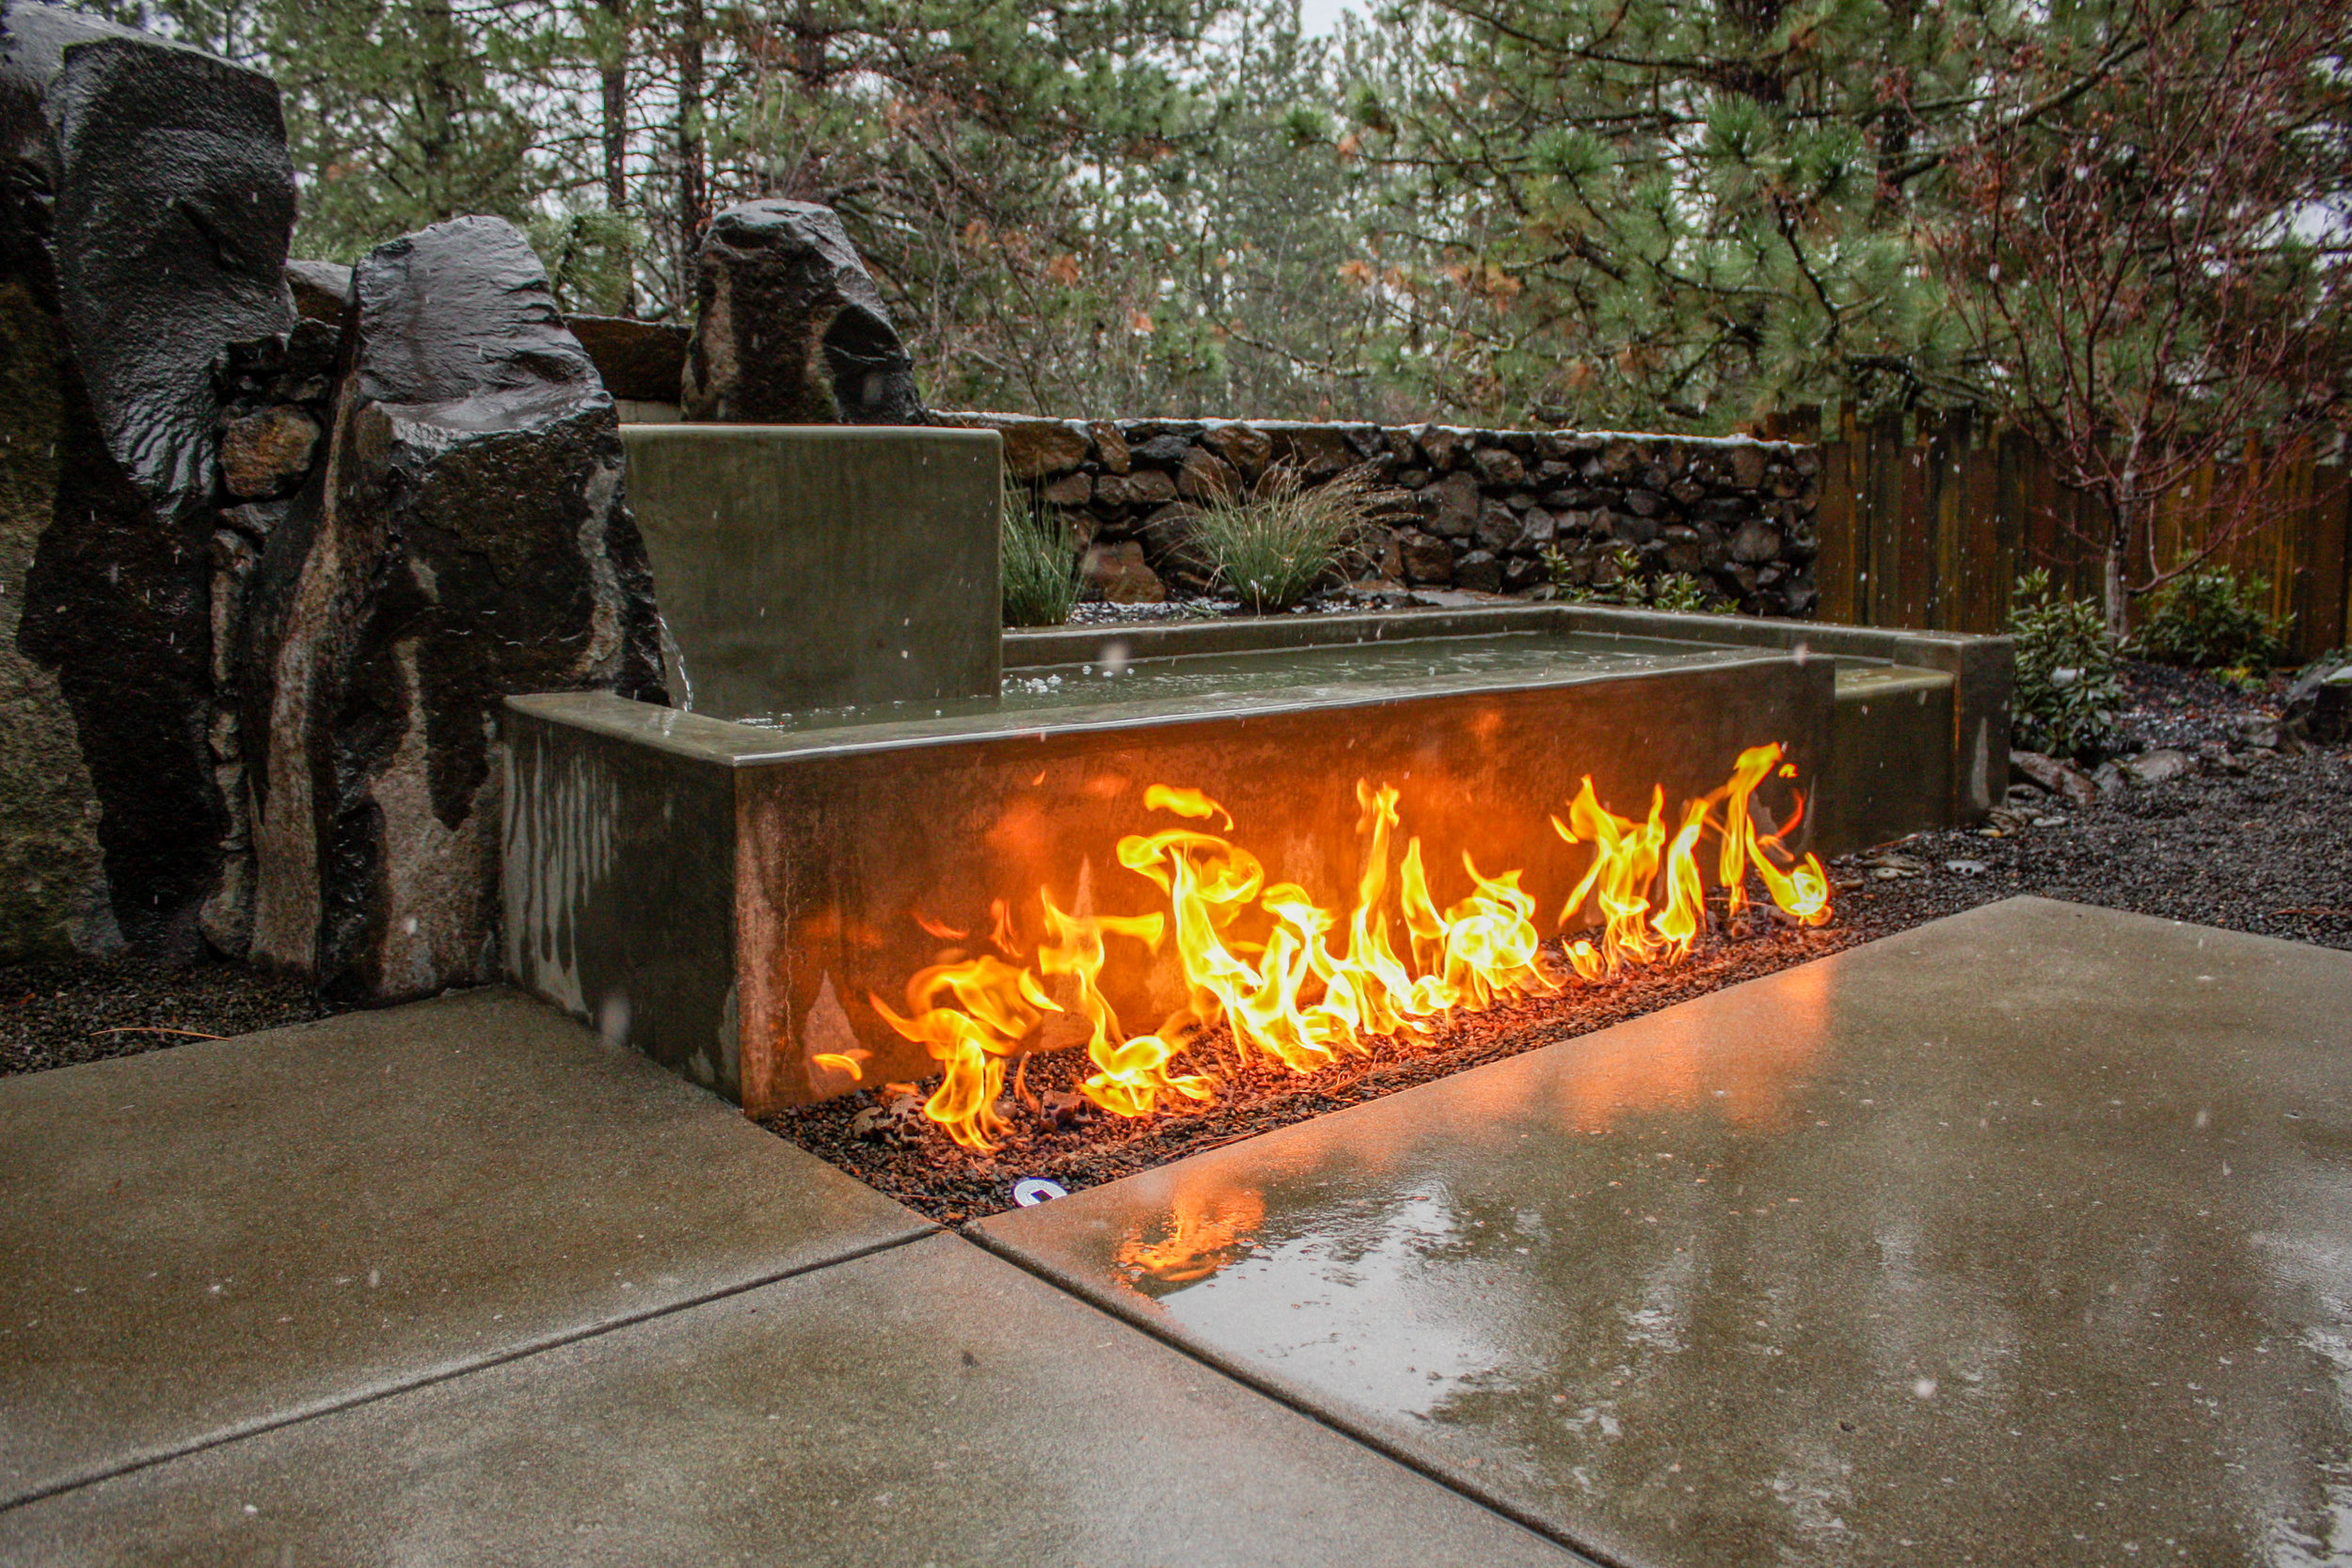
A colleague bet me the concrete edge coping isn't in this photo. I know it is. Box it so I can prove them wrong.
[506,645,1809,769]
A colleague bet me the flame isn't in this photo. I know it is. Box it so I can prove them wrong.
[868,957,1057,1151]
[867,745,1834,1151]
[1115,1187,1266,1287]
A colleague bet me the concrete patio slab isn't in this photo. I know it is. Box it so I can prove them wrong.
[0,988,929,1509]
[976,897,2352,1566]
[0,1233,1581,1567]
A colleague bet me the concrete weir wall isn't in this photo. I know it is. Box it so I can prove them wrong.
[622,425,1001,716]
[504,650,1836,1114]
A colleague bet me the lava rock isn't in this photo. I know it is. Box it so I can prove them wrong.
[241,215,661,1003]
[680,199,926,424]
[565,314,689,404]
[3,3,296,960]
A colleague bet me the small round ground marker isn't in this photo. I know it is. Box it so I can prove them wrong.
[1011,1178,1068,1207]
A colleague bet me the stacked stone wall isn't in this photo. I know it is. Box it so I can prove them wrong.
[939,414,1820,616]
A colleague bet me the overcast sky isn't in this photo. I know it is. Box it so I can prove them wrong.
[1296,0,1360,38]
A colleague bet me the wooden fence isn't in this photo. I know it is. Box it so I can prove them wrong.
[1755,410,2352,662]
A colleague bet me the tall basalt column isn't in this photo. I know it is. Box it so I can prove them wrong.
[1,1,296,959]
[242,215,662,1004]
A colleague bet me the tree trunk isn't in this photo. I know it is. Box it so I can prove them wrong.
[599,0,635,317]
[675,0,708,316]
[2103,530,2129,641]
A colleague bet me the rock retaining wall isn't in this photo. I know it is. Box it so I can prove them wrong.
[938,414,1820,615]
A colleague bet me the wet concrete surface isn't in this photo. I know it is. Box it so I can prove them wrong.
[977,897,2352,1566]
[0,1233,1581,1568]
[0,989,930,1509]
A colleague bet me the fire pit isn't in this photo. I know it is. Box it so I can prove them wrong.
[501,426,2010,1154]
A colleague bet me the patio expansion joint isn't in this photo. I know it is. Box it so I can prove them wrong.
[955,1222,1624,1568]
[0,1223,943,1516]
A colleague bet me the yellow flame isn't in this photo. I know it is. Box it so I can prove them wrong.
[876,747,1834,1149]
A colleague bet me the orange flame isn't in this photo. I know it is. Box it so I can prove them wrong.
[867,745,1833,1151]
[1114,1187,1266,1287]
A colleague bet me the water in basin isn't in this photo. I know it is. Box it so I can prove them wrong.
[722,628,1748,735]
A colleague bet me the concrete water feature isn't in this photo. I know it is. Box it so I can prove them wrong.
[504,426,2009,1116]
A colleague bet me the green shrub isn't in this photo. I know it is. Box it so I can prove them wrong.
[1000,484,1080,627]
[2133,565,2292,672]
[1541,543,1731,613]
[2006,568,2123,760]
[1188,465,1384,612]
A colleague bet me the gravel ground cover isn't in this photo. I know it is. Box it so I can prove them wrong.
[0,957,324,1078]
[768,661,2350,1222]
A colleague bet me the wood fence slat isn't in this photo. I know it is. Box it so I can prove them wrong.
[1801,420,2348,659]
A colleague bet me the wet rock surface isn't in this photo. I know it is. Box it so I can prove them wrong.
[241,214,661,1003]
[566,313,688,404]
[2,2,295,959]
[680,199,926,424]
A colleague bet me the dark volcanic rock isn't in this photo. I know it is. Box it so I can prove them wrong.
[679,199,926,424]
[243,215,661,1002]
[565,313,688,404]
[283,259,352,324]
[2,2,294,959]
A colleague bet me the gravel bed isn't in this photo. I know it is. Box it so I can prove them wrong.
[0,956,326,1078]
[767,660,2349,1223]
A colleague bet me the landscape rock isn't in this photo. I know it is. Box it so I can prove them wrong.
[1730,520,1784,563]
[2121,748,2196,785]
[2283,657,2352,743]
[1425,471,1481,538]
[1454,548,1503,594]
[283,259,352,324]
[1470,446,1524,486]
[3,2,295,959]
[1089,421,1131,474]
[1177,448,1240,504]
[242,215,661,1002]
[1200,422,1271,481]
[217,405,321,499]
[991,419,1089,482]
[680,199,926,424]
[1041,471,1091,508]
[2010,750,2102,811]
[565,315,689,404]
[1080,541,1167,604]
[1397,530,1454,585]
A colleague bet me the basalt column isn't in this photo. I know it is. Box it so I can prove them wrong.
[0,1,295,959]
[242,215,661,1003]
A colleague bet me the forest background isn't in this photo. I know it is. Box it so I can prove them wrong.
[77,0,2352,476]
